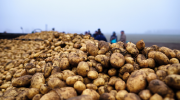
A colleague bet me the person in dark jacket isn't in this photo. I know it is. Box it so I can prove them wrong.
[110,31,117,43]
[94,29,107,42]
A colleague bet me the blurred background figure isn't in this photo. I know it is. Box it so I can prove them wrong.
[94,28,107,42]
[119,30,126,43]
[110,31,117,43]
[93,31,98,38]
[52,28,55,31]
[87,30,91,36]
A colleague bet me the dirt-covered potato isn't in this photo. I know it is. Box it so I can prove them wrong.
[147,58,156,68]
[115,80,126,91]
[44,63,52,78]
[164,74,180,89]
[82,89,100,100]
[12,75,32,87]
[77,61,89,77]
[98,41,110,54]
[122,72,130,81]
[99,93,115,100]
[98,86,106,95]
[116,90,128,100]
[136,39,145,50]
[108,76,121,86]
[40,84,50,94]
[32,94,42,100]
[124,54,134,65]
[74,81,86,93]
[93,78,105,87]
[124,93,141,100]
[138,89,152,100]
[66,75,83,86]
[110,53,125,68]
[148,51,169,65]
[169,58,179,64]
[119,63,134,74]
[48,78,66,89]
[68,52,84,66]
[67,95,93,100]
[87,71,98,79]
[13,69,27,78]
[136,54,148,68]
[40,90,60,100]
[127,70,146,93]
[86,43,99,56]
[86,84,97,90]
[96,63,103,72]
[149,93,163,100]
[147,73,158,83]
[108,68,117,76]
[27,88,39,99]
[48,72,63,81]
[159,47,176,59]
[31,73,45,89]
[126,42,139,56]
[62,70,75,81]
[95,55,110,67]
[148,79,174,98]
[156,70,167,81]
[167,64,180,75]
[176,91,180,100]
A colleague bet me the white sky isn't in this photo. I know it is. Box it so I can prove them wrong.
[0,0,180,34]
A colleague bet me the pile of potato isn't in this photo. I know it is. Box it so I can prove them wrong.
[0,31,180,100]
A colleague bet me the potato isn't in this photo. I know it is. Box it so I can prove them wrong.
[48,72,63,81]
[119,63,134,74]
[86,43,99,56]
[48,78,66,89]
[122,72,130,81]
[126,42,139,56]
[25,63,35,70]
[0,81,11,89]
[77,61,89,77]
[110,53,125,68]
[138,89,151,100]
[93,78,105,87]
[169,58,179,64]
[40,84,50,94]
[4,61,15,71]
[12,75,32,87]
[82,89,100,100]
[44,63,52,78]
[109,90,117,97]
[136,54,148,68]
[148,51,169,65]
[147,58,156,68]
[124,54,134,65]
[124,93,141,100]
[108,76,121,86]
[62,70,75,81]
[116,90,128,100]
[167,64,180,75]
[95,55,110,67]
[96,63,103,72]
[68,52,84,66]
[148,79,174,98]
[87,71,98,79]
[74,81,86,93]
[159,47,176,59]
[115,80,126,91]
[83,77,92,84]
[127,70,146,93]
[27,88,39,99]
[3,88,18,97]
[98,86,106,95]
[40,90,60,100]
[99,93,115,100]
[147,73,158,83]
[86,84,97,90]
[31,73,45,89]
[98,41,110,54]
[59,58,70,70]
[176,91,180,100]
[165,74,180,89]
[136,39,145,50]
[149,93,163,100]
[88,56,95,60]
[2,96,15,100]
[67,95,93,100]
[106,85,114,92]
[108,68,117,76]
[13,69,27,78]
[66,75,83,86]
[156,70,167,81]
[51,66,61,74]
[54,87,77,100]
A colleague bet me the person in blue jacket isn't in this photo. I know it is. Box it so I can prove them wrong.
[110,31,117,43]
[94,29,107,42]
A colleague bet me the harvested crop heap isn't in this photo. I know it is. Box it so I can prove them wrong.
[0,31,180,100]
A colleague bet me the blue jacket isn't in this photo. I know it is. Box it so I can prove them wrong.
[94,34,107,42]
